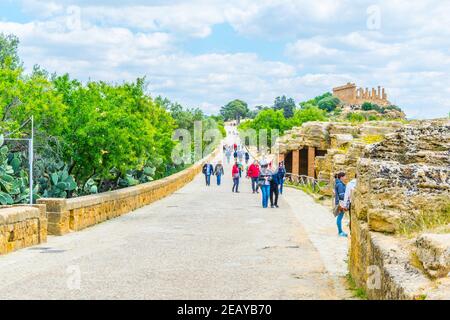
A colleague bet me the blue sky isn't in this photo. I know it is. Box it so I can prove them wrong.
[1,0,449,118]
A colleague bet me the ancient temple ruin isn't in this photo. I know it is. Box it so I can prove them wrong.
[333,82,391,106]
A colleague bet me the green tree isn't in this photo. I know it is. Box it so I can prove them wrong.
[288,106,328,127]
[0,33,21,69]
[220,99,249,123]
[273,96,296,118]
[239,109,288,147]
[317,96,340,112]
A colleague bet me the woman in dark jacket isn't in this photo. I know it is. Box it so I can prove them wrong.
[334,172,347,237]
[270,170,281,208]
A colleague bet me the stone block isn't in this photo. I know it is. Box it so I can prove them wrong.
[415,233,450,278]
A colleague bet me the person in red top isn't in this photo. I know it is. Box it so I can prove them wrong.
[247,160,260,194]
[232,160,240,193]
[233,143,237,151]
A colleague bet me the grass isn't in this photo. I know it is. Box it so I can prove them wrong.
[345,273,368,300]
[398,202,450,237]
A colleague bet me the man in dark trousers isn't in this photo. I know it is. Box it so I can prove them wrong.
[202,161,214,186]
[270,168,281,208]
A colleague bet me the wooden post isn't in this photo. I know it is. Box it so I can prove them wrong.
[292,150,300,175]
[307,146,315,178]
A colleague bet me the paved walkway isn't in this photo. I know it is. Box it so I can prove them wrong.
[0,127,349,299]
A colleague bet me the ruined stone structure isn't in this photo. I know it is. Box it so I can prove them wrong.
[333,82,391,107]
[275,120,402,189]
[276,118,450,299]
[350,119,449,299]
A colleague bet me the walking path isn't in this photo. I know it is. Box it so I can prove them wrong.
[0,126,349,299]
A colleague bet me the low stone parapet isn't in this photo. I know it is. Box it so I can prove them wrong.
[38,149,219,235]
[0,205,47,255]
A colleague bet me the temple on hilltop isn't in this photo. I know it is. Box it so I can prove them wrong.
[332,82,391,106]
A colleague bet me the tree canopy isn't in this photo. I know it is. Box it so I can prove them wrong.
[220,99,249,123]
[273,95,296,118]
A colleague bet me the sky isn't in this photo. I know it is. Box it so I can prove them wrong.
[0,0,449,118]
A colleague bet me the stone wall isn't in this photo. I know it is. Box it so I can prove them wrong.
[38,149,220,235]
[0,205,47,255]
[350,119,450,299]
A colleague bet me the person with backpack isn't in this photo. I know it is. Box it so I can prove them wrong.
[214,161,225,186]
[277,161,286,194]
[247,160,260,194]
[232,161,240,193]
[258,160,273,208]
[343,174,357,232]
[334,172,348,237]
[270,167,281,208]
[202,161,214,186]
[244,152,250,164]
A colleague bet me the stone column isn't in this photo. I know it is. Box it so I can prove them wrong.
[307,146,315,177]
[37,198,69,236]
[292,150,300,175]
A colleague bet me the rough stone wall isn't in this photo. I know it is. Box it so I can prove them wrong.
[0,205,47,255]
[38,148,219,235]
[350,119,450,299]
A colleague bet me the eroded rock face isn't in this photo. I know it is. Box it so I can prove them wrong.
[354,119,450,233]
[415,233,450,279]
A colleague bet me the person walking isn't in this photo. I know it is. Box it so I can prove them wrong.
[247,160,260,194]
[334,172,348,237]
[258,160,273,208]
[343,174,357,232]
[225,148,232,164]
[244,151,250,164]
[232,161,240,193]
[237,161,244,178]
[233,150,238,160]
[270,168,281,208]
[237,149,244,163]
[202,161,214,186]
[214,161,225,186]
[277,161,286,194]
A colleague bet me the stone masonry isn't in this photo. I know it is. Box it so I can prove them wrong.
[333,82,391,107]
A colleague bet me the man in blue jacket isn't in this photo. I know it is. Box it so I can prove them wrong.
[202,162,214,186]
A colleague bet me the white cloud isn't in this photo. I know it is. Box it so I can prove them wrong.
[0,0,447,118]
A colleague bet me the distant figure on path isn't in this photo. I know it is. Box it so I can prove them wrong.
[334,172,348,237]
[247,160,260,194]
[270,169,281,208]
[233,143,237,151]
[277,161,286,194]
[237,150,244,163]
[244,151,250,164]
[233,150,238,160]
[202,161,214,186]
[258,160,273,208]
[214,161,225,186]
[225,148,232,164]
[232,161,240,193]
